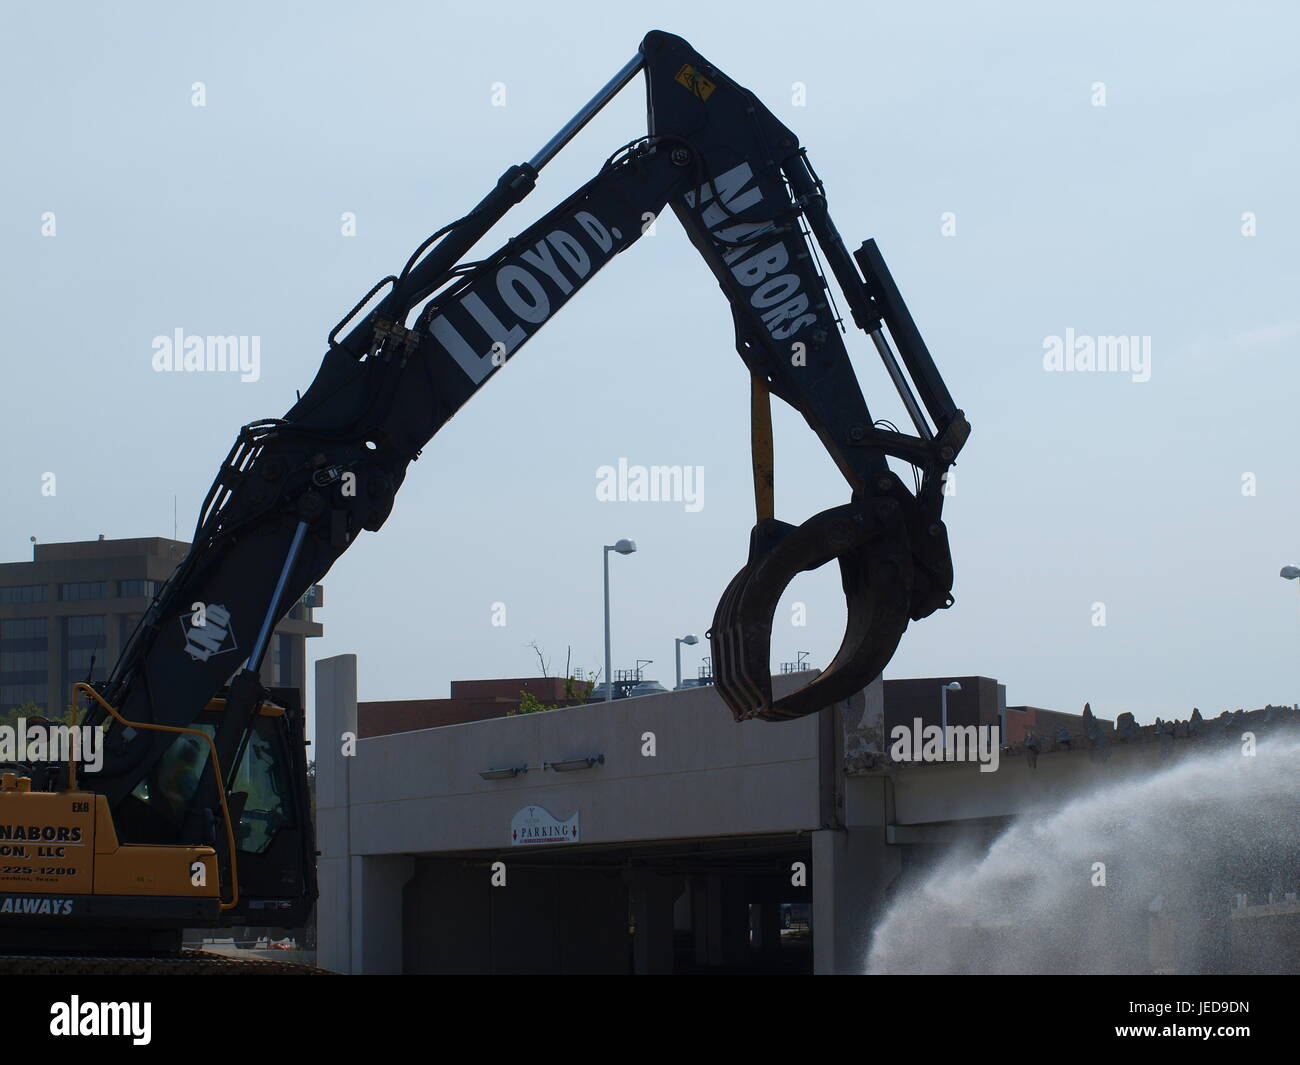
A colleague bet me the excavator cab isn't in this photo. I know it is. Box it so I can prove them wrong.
[115,685,317,931]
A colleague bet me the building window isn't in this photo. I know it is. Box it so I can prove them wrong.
[118,579,160,599]
[273,633,295,687]
[66,648,100,674]
[0,683,48,712]
[64,616,107,686]
[67,616,106,638]
[0,584,48,604]
[118,613,142,656]
[60,581,106,602]
[0,618,48,642]
[0,614,49,715]
[0,650,47,673]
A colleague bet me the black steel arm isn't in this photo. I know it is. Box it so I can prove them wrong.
[85,30,969,835]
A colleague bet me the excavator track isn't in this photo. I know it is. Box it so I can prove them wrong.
[0,950,331,975]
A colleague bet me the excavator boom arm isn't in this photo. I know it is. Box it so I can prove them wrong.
[85,31,968,848]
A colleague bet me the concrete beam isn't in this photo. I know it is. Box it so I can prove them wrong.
[813,826,901,975]
[350,854,414,974]
[314,654,357,974]
[886,823,988,845]
[630,871,678,974]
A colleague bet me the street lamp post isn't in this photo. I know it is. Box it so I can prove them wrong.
[675,634,699,690]
[940,680,961,751]
[603,539,637,701]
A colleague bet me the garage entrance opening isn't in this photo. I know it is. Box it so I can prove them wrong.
[402,835,813,974]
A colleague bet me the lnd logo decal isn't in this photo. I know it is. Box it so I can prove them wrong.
[181,603,237,662]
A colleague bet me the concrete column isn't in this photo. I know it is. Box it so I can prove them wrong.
[630,871,677,974]
[351,854,414,974]
[684,874,753,969]
[673,881,691,932]
[314,654,356,973]
[104,611,122,672]
[750,901,782,954]
[558,869,631,974]
[47,617,63,713]
[813,825,902,975]
[718,874,750,966]
[690,876,714,966]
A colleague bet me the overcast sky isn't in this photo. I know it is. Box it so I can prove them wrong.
[4,0,1298,732]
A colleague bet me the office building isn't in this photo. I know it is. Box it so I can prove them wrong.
[0,536,323,714]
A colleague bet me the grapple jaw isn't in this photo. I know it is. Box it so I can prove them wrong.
[709,499,916,722]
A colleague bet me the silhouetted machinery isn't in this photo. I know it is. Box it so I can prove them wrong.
[0,30,966,966]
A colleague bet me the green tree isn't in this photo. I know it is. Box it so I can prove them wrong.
[0,699,77,729]
[513,690,554,715]
[510,671,600,715]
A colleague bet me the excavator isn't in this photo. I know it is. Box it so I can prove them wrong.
[0,30,968,969]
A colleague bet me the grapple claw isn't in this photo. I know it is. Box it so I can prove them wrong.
[709,500,914,722]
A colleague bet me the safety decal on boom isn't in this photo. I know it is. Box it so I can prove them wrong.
[674,63,716,100]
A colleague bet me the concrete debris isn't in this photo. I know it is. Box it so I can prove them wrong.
[1084,702,1111,763]
[974,703,1300,771]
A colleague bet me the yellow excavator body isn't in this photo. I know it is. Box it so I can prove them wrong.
[0,780,219,909]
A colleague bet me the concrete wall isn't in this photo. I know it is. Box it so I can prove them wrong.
[887,739,1212,826]
[321,655,1276,975]
[884,675,1001,733]
[360,677,585,736]
[315,655,827,973]
[317,658,823,857]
